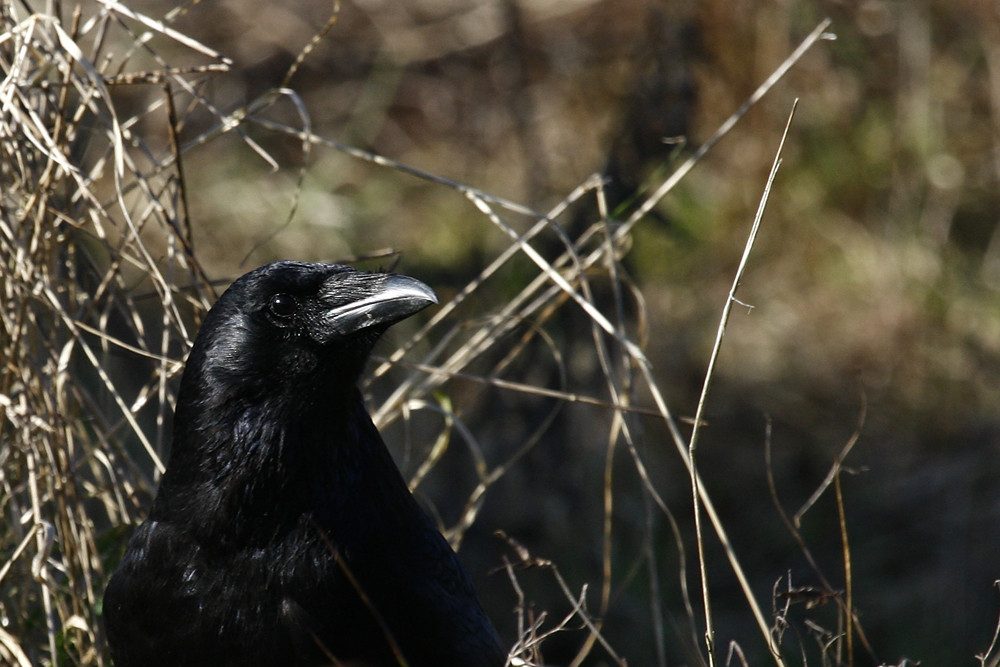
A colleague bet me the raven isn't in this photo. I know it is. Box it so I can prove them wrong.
[104,261,506,667]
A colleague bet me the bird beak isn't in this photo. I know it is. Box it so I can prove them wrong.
[322,273,438,336]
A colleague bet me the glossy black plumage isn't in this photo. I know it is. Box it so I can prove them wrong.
[104,261,505,667]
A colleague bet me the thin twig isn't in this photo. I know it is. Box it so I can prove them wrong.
[834,472,853,667]
[687,99,799,666]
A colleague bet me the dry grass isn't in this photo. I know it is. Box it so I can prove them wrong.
[0,3,225,664]
[2,2,998,666]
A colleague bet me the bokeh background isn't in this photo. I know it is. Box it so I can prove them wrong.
[3,0,999,665]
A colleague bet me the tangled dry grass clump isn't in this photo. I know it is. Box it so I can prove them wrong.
[0,4,223,664]
[2,2,999,667]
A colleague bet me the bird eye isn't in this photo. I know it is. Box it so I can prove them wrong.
[268,293,296,318]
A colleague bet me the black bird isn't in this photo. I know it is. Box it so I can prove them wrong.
[104,261,506,667]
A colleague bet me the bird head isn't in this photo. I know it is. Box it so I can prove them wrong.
[153,261,435,530]
[179,261,437,421]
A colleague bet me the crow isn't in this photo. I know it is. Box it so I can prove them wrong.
[104,261,506,667]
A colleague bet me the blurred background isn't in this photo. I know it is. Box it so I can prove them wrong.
[3,0,1000,665]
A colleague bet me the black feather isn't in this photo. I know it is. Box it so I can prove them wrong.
[104,261,505,667]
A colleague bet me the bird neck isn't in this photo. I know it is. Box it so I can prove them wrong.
[153,386,397,546]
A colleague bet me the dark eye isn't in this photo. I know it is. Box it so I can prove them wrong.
[268,293,296,318]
